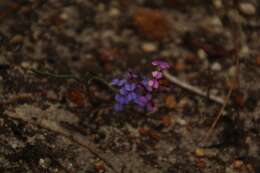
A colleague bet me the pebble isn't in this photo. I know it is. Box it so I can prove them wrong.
[211,62,222,71]
[239,3,256,16]
[239,45,250,58]
[228,66,237,78]
[197,49,207,60]
[142,42,158,53]
[200,16,223,33]
[213,0,222,9]
[9,35,24,44]
[109,8,120,17]
[195,148,205,157]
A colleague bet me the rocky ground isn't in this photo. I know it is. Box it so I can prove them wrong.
[0,0,259,173]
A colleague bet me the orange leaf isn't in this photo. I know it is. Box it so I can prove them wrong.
[165,95,177,109]
[133,7,171,41]
[160,115,172,127]
[67,89,85,107]
[256,56,260,66]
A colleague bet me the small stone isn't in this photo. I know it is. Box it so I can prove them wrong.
[228,66,237,78]
[176,118,187,126]
[232,160,244,169]
[9,35,24,44]
[142,42,158,53]
[239,3,256,16]
[109,8,120,17]
[195,148,205,157]
[211,62,222,71]
[213,0,222,9]
[239,45,250,58]
[39,158,48,168]
[256,56,260,65]
[197,49,207,60]
[21,61,31,69]
[199,16,223,33]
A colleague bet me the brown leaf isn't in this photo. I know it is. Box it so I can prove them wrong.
[95,161,106,172]
[225,79,239,90]
[196,159,206,169]
[133,7,171,41]
[233,92,245,108]
[160,115,172,127]
[148,130,161,140]
[256,56,260,66]
[67,89,86,107]
[165,95,177,109]
[138,127,149,136]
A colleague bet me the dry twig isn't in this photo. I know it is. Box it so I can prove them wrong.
[163,70,225,105]
[202,20,241,143]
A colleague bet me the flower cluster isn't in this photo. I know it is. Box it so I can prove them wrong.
[111,60,170,112]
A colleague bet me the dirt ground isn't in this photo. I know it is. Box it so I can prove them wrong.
[0,0,259,173]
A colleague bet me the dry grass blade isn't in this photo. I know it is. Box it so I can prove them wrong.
[163,70,225,105]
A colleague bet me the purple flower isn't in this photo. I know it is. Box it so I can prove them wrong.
[119,88,128,95]
[124,83,136,91]
[152,60,170,70]
[111,78,127,86]
[148,79,159,89]
[152,71,162,79]
[127,92,138,102]
[112,60,169,112]
[136,94,152,107]
[115,94,128,104]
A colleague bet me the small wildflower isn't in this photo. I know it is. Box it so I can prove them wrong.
[152,60,170,70]
[148,79,159,89]
[152,71,162,79]
[112,60,169,112]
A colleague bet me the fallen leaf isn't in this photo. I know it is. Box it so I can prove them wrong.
[196,159,206,169]
[232,160,244,169]
[95,161,105,172]
[148,130,161,140]
[256,56,260,66]
[174,61,186,72]
[138,127,149,135]
[67,89,86,107]
[160,115,172,127]
[165,95,177,109]
[233,92,245,107]
[133,7,171,41]
[225,79,239,90]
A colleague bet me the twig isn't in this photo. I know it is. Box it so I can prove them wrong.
[202,88,233,143]
[163,70,225,105]
[202,18,241,144]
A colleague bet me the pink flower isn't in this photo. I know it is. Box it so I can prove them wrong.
[148,79,159,89]
[152,71,162,79]
[151,60,170,70]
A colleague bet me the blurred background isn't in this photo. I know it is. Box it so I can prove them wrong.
[0,0,259,173]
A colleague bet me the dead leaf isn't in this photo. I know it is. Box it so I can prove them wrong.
[138,127,149,136]
[256,56,260,66]
[67,89,86,107]
[160,115,172,127]
[196,159,206,169]
[95,161,106,172]
[133,7,171,41]
[165,95,177,109]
